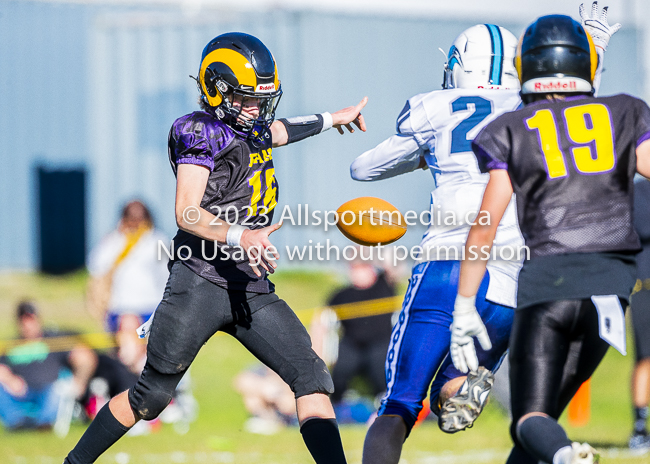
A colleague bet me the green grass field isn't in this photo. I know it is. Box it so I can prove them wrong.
[0,270,649,463]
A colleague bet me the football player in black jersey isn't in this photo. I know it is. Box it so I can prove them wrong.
[449,14,650,464]
[63,32,366,464]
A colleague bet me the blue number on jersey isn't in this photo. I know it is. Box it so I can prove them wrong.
[450,96,493,153]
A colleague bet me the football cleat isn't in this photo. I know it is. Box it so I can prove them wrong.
[570,442,600,463]
[629,431,650,450]
[438,366,494,433]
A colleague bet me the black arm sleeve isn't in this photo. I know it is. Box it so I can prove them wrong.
[277,114,325,144]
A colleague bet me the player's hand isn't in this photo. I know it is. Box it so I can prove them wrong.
[240,222,282,277]
[450,295,492,374]
[332,97,368,135]
[579,1,621,51]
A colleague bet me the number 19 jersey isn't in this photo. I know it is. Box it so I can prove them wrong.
[473,94,650,258]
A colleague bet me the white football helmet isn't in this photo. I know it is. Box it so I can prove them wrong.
[443,24,520,90]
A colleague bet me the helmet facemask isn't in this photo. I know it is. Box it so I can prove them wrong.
[218,82,281,146]
[196,77,282,146]
[441,46,462,89]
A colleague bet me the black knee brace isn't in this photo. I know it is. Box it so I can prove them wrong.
[128,361,186,421]
[293,357,335,398]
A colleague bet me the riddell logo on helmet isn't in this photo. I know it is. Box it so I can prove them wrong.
[256,84,276,92]
[534,80,578,92]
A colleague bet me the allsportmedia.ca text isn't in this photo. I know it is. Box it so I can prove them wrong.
[182,204,492,230]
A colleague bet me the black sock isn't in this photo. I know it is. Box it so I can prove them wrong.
[516,415,571,464]
[65,403,131,464]
[505,445,539,464]
[300,418,347,464]
[634,406,649,434]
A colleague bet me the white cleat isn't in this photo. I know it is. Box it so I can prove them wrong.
[570,442,600,464]
[438,366,494,433]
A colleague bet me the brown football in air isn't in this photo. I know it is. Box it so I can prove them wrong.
[336,197,407,246]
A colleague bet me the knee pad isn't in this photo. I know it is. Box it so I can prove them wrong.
[313,357,335,395]
[511,414,536,449]
[128,362,184,421]
[128,385,173,421]
[293,357,335,397]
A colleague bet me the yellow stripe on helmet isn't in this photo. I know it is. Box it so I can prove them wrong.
[273,60,279,91]
[200,48,258,107]
[515,32,524,83]
[584,30,598,83]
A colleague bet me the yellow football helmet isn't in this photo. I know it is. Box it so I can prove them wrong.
[196,32,282,144]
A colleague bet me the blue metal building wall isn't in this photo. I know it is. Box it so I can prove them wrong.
[0,1,641,269]
[0,1,92,269]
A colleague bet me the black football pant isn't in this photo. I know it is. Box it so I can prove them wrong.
[129,261,333,421]
[506,298,622,464]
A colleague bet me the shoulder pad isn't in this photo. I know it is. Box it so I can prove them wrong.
[172,112,235,154]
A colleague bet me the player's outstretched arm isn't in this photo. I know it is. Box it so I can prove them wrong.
[451,169,513,373]
[270,97,367,148]
[351,135,426,181]
[331,96,368,134]
[458,170,513,298]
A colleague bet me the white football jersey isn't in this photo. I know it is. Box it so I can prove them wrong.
[351,87,524,307]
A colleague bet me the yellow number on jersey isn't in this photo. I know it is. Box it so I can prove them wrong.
[264,168,277,211]
[565,104,615,174]
[525,103,615,178]
[525,109,568,179]
[248,167,277,216]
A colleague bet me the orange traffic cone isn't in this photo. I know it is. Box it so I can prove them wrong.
[568,379,591,427]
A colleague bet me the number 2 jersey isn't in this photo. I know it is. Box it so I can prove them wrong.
[168,111,278,293]
[473,94,650,307]
[351,88,525,308]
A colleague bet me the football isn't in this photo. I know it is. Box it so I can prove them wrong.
[336,197,407,246]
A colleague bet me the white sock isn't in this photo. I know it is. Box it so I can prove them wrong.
[552,445,573,464]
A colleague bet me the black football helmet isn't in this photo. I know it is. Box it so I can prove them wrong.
[195,32,282,145]
[516,15,598,102]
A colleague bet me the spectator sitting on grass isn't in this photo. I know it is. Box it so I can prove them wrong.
[0,302,97,430]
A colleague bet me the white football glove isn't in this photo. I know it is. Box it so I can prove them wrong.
[579,1,621,51]
[450,295,492,374]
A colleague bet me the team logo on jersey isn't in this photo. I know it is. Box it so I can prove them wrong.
[249,148,273,167]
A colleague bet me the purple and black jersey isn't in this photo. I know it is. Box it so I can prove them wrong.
[472,94,650,307]
[168,111,278,293]
[473,94,650,258]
